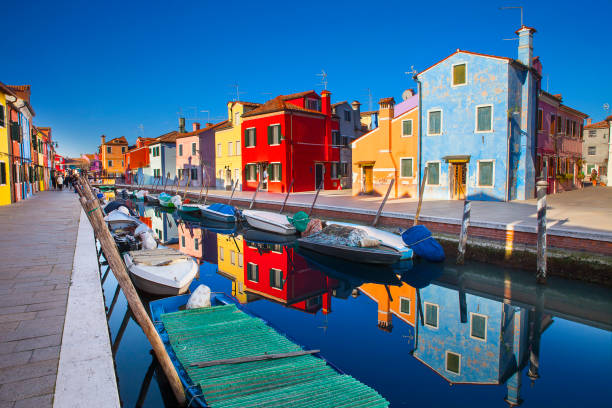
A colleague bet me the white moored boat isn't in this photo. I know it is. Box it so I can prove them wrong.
[326,221,413,260]
[242,210,296,235]
[123,248,198,296]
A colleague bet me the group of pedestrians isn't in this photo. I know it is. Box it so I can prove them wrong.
[51,172,77,191]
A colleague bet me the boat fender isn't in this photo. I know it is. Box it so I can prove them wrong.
[186,285,212,309]
[118,206,130,215]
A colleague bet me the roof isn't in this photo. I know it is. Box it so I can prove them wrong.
[242,91,325,118]
[515,25,537,35]
[153,131,181,143]
[228,100,262,108]
[176,120,230,139]
[332,101,348,108]
[559,104,589,119]
[379,97,395,104]
[0,81,17,97]
[6,85,31,102]
[606,115,612,122]
[360,110,378,116]
[585,120,609,129]
[104,136,128,145]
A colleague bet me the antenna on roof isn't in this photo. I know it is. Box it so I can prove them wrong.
[316,70,328,90]
[200,110,211,123]
[604,103,610,114]
[231,83,244,101]
[137,124,145,138]
[366,88,373,112]
[500,6,523,40]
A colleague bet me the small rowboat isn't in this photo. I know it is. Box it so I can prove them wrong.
[135,190,148,200]
[146,194,160,205]
[123,248,198,296]
[326,221,412,260]
[159,194,180,209]
[199,203,238,223]
[242,210,296,235]
[297,238,402,265]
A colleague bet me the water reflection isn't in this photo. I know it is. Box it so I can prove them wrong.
[103,204,612,407]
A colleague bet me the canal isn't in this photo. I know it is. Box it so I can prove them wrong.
[101,200,612,407]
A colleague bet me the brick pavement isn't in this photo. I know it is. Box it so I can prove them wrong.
[0,190,80,408]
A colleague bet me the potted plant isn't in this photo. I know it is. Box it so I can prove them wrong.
[591,169,598,186]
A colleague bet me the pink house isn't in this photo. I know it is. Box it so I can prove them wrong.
[537,91,588,194]
[176,121,228,187]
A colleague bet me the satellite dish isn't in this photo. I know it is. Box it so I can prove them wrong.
[402,89,415,101]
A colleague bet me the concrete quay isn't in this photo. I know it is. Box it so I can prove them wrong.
[0,191,118,408]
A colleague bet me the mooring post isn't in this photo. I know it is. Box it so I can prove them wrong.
[249,180,262,210]
[457,200,471,265]
[527,284,544,380]
[536,179,548,284]
[373,179,394,227]
[228,177,239,206]
[279,179,294,214]
[308,180,324,217]
[414,167,429,226]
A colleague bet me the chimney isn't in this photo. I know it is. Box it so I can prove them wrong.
[516,26,536,67]
[321,90,331,116]
[179,117,186,133]
[587,118,592,126]
[206,122,213,128]
[101,135,106,144]
[351,101,361,130]
[378,97,395,120]
[377,294,393,332]
[192,122,201,132]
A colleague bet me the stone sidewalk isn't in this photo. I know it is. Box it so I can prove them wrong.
[0,190,80,408]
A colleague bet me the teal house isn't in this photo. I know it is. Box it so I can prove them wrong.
[416,26,540,201]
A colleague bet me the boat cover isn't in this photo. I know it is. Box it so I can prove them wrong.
[401,225,445,262]
[207,203,236,216]
[306,225,380,248]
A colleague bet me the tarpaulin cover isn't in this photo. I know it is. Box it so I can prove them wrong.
[401,225,445,262]
[208,203,236,216]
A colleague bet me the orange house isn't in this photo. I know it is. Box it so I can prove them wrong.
[100,135,128,177]
[351,92,419,198]
[359,281,417,331]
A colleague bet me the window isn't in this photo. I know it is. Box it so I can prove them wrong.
[589,130,596,137]
[306,99,320,111]
[121,160,124,167]
[270,268,284,289]
[179,144,183,156]
[122,147,126,153]
[557,116,562,133]
[400,297,410,315]
[230,250,236,265]
[245,128,256,147]
[566,119,571,135]
[215,143,220,157]
[478,160,494,187]
[238,253,243,267]
[234,112,240,123]
[344,110,351,121]
[247,262,259,282]
[424,303,438,328]
[550,115,556,135]
[268,124,281,145]
[190,168,198,181]
[331,130,341,146]
[106,147,111,154]
[0,161,6,185]
[194,238,199,250]
[400,158,413,178]
[587,164,595,175]
[452,63,467,86]
[537,109,543,131]
[341,162,349,177]
[235,141,241,156]
[235,168,240,182]
[588,146,596,155]
[192,143,196,155]
[0,105,4,127]
[470,313,487,341]
[427,162,440,185]
[245,164,257,181]
[446,351,461,374]
[269,163,282,182]
[108,160,113,167]
[428,110,442,135]
[402,120,413,137]
[219,246,224,261]
[476,105,493,132]
[228,142,233,156]
[181,236,185,247]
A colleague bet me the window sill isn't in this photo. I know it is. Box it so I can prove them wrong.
[427,133,442,136]
[476,185,494,189]
[401,134,413,138]
[474,130,493,134]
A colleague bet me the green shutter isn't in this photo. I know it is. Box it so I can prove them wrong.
[10,122,20,141]
[268,126,272,145]
[244,128,248,147]
[278,163,282,181]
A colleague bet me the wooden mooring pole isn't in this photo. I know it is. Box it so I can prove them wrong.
[456,200,471,264]
[75,176,186,405]
[372,179,394,227]
[536,179,548,284]
[308,180,324,217]
[228,178,239,206]
[249,180,262,210]
[279,179,294,214]
[414,167,428,226]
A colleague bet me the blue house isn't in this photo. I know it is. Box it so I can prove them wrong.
[416,26,539,201]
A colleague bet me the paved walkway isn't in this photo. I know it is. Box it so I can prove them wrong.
[0,190,80,408]
[124,184,612,239]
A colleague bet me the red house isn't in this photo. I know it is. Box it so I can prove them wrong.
[124,137,155,183]
[242,242,336,314]
[241,90,341,193]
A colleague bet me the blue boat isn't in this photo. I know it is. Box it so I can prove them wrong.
[401,225,445,262]
[149,293,389,407]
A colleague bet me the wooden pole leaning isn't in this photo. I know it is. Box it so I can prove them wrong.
[456,200,471,265]
[228,178,239,206]
[182,171,191,200]
[373,179,394,227]
[279,179,294,214]
[413,167,429,226]
[249,180,262,210]
[308,180,324,217]
[75,176,186,405]
[535,179,548,284]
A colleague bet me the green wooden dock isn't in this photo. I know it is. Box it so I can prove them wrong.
[160,304,389,407]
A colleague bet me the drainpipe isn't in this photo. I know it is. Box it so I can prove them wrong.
[413,75,423,194]
[290,112,294,192]
[506,115,511,202]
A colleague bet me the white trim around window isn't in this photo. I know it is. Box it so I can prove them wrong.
[399,157,415,179]
[451,62,468,87]
[427,109,443,136]
[445,351,461,375]
[469,312,488,342]
[425,161,441,186]
[269,162,282,183]
[476,159,495,188]
[401,119,413,137]
[474,104,494,133]
[245,127,256,148]
[423,301,439,328]
[269,123,282,146]
[399,297,411,315]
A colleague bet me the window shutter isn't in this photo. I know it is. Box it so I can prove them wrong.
[244,129,248,147]
[10,122,20,141]
[278,163,282,181]
[0,106,4,127]
[268,126,272,145]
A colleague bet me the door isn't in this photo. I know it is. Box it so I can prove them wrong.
[363,166,374,194]
[315,163,324,190]
[259,164,268,191]
[451,163,467,200]
[225,168,232,190]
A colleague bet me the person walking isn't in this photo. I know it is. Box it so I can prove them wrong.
[51,172,57,190]
[57,174,64,191]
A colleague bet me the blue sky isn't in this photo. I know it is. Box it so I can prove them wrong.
[3,0,611,158]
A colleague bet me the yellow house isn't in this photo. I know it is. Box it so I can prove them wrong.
[216,233,257,304]
[214,101,261,189]
[0,83,16,206]
[100,135,128,177]
[351,93,420,198]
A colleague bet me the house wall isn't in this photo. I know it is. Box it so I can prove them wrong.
[101,143,127,176]
[215,103,250,190]
[149,142,176,184]
[419,53,510,201]
[216,234,248,303]
[334,103,364,189]
[582,125,610,183]
[0,93,11,205]
[359,281,416,328]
